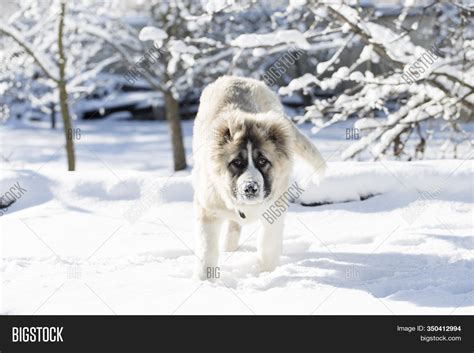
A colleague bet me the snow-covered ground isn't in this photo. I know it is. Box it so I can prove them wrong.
[1,118,473,314]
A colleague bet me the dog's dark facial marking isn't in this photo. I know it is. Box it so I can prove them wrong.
[230,157,245,169]
[228,152,247,174]
[231,135,274,200]
[211,115,291,203]
[253,151,273,197]
[227,149,248,198]
[256,155,269,168]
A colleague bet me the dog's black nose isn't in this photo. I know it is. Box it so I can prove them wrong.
[243,181,259,196]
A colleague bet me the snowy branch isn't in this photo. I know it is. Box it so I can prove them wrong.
[0,23,59,82]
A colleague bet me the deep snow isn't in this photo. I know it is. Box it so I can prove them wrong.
[1,118,473,314]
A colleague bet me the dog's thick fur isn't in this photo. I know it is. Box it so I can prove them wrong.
[193,76,326,280]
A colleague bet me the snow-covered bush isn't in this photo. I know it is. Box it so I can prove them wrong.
[278,2,473,160]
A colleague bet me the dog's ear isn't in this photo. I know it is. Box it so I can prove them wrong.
[213,123,232,146]
[267,120,290,157]
[222,127,232,144]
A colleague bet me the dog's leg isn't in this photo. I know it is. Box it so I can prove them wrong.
[194,211,222,281]
[257,214,285,272]
[222,220,241,252]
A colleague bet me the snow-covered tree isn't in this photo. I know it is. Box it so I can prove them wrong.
[0,0,78,170]
[0,0,131,170]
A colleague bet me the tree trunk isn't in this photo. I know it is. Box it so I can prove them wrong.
[50,102,56,129]
[57,2,75,171]
[164,90,186,171]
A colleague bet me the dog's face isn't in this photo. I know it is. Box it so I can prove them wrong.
[211,113,292,206]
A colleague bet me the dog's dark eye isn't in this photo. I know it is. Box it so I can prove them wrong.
[231,158,244,168]
[257,157,268,167]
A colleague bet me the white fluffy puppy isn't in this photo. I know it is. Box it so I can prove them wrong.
[192,76,326,280]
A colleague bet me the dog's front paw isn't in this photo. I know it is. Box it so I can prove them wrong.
[258,257,279,273]
[193,268,208,281]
